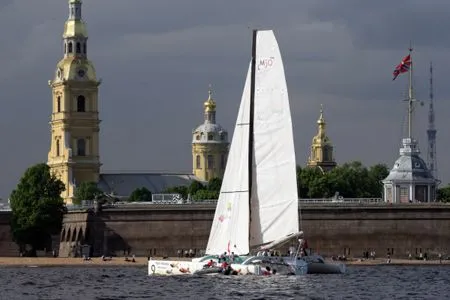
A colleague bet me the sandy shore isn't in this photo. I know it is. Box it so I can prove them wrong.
[0,257,448,267]
[345,258,450,266]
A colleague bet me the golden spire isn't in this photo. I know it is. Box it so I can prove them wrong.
[204,84,216,112]
[316,104,326,139]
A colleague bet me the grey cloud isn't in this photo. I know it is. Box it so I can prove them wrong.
[0,0,449,199]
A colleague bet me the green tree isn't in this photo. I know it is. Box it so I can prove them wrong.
[437,185,450,202]
[73,181,103,205]
[188,181,205,196]
[207,177,222,192]
[128,187,152,202]
[10,163,67,256]
[367,164,389,197]
[194,189,219,200]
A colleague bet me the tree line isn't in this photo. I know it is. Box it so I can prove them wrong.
[8,161,450,256]
[164,161,390,200]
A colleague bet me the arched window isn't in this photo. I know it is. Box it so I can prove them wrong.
[207,155,214,169]
[77,95,86,112]
[57,96,61,112]
[208,133,213,141]
[83,43,87,54]
[76,42,81,54]
[196,155,201,169]
[64,43,67,54]
[56,140,60,156]
[77,138,86,156]
[68,42,73,53]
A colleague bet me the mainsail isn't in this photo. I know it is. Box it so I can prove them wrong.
[249,30,299,247]
[205,30,299,255]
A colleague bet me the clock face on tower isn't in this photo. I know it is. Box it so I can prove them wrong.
[77,69,86,78]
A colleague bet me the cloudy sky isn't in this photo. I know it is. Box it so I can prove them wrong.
[0,0,449,199]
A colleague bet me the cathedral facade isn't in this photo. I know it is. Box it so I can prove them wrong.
[192,88,229,182]
[306,105,337,172]
[47,0,101,204]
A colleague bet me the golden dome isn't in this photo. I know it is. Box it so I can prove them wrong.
[204,87,216,112]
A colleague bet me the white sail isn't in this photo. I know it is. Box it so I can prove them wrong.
[205,63,252,256]
[249,30,299,247]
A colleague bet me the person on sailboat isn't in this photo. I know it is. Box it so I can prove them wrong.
[262,266,272,276]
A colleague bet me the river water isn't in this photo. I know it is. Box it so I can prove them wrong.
[0,265,448,300]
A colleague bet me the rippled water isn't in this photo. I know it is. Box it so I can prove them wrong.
[0,265,449,300]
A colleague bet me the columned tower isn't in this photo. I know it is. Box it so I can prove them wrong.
[47,0,101,204]
[307,105,336,172]
[383,48,437,203]
[192,87,229,182]
[427,62,438,180]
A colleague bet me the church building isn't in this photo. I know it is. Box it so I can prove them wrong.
[192,88,229,182]
[306,105,337,172]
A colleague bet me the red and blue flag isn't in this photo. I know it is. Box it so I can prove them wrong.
[392,54,411,80]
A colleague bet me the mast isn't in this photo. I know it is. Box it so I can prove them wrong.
[407,45,414,139]
[248,30,257,235]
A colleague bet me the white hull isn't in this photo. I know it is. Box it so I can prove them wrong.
[148,256,309,276]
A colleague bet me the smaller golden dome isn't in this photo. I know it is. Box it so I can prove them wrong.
[204,86,216,112]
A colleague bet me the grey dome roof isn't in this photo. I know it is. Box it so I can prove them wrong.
[192,122,228,143]
[383,138,436,183]
[384,155,433,181]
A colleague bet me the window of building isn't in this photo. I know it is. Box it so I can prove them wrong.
[208,133,213,141]
[68,42,73,53]
[57,96,61,112]
[56,140,60,156]
[77,95,86,112]
[196,135,200,141]
[399,187,409,203]
[385,187,392,203]
[83,43,87,54]
[196,155,201,169]
[76,42,81,54]
[415,185,427,202]
[221,154,226,169]
[77,138,86,156]
[64,43,67,54]
[207,155,214,169]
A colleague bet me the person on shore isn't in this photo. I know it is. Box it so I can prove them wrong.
[438,253,442,264]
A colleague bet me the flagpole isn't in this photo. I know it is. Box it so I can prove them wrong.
[408,45,413,139]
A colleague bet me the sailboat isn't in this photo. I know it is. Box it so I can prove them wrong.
[148,30,343,276]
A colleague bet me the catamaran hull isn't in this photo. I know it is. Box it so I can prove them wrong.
[307,262,346,274]
[148,259,206,276]
[148,257,309,276]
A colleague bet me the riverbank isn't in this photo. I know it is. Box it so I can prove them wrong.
[0,256,448,267]
[346,258,450,266]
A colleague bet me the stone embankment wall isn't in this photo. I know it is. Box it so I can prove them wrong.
[57,203,450,259]
[0,212,18,256]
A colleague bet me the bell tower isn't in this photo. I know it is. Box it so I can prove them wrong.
[307,105,337,172]
[192,87,229,182]
[47,0,101,203]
